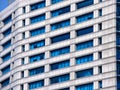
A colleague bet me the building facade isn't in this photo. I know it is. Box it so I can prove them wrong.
[0,0,119,90]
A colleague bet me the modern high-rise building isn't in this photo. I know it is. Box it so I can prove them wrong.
[0,0,120,90]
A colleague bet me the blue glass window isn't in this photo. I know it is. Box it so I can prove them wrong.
[3,40,11,49]
[29,80,44,90]
[51,6,70,17]
[1,78,10,87]
[59,88,69,90]
[3,15,12,25]
[51,46,70,57]
[3,28,11,37]
[99,9,102,16]
[29,66,44,76]
[76,26,93,36]
[30,27,45,37]
[117,47,120,60]
[2,53,11,62]
[76,68,93,78]
[51,19,70,31]
[23,7,26,13]
[117,4,120,16]
[117,33,120,45]
[30,40,45,50]
[117,62,120,75]
[76,83,93,90]
[76,12,93,23]
[30,53,45,63]
[76,54,93,65]
[51,0,63,4]
[50,74,69,84]
[30,14,45,24]
[117,76,120,90]
[30,1,45,11]
[117,18,120,31]
[51,60,70,70]
[51,33,70,43]
[76,40,93,50]
[77,0,93,9]
[99,81,102,88]
[1,65,10,75]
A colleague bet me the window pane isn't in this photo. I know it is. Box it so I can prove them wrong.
[117,4,120,16]
[117,47,120,60]
[1,65,10,75]
[30,53,45,63]
[30,40,45,50]
[76,68,93,78]
[3,28,11,37]
[2,53,11,62]
[51,6,70,17]
[76,26,93,36]
[51,19,70,31]
[117,76,120,90]
[31,1,45,11]
[30,14,45,24]
[117,18,120,31]
[29,66,44,76]
[3,15,12,25]
[76,40,93,50]
[51,60,70,70]
[77,0,93,9]
[51,46,70,57]
[30,27,45,37]
[51,33,70,43]
[1,78,10,87]
[51,0,63,4]
[76,12,93,23]
[2,40,11,49]
[29,80,44,90]
[76,54,93,64]
[50,74,69,84]
[76,83,93,90]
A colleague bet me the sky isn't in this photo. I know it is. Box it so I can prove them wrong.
[0,0,9,12]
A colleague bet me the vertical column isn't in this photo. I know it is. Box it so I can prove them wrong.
[26,5,30,13]
[24,70,29,77]
[70,72,75,90]
[25,44,29,51]
[25,57,29,64]
[94,81,99,90]
[45,78,49,86]
[45,0,51,86]
[46,0,51,6]
[94,0,99,4]
[45,24,50,59]
[70,3,76,90]
[70,86,75,90]
[26,5,30,27]
[24,83,28,90]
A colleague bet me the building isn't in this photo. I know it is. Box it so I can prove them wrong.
[8,0,15,4]
[0,0,119,90]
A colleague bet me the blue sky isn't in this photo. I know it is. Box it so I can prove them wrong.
[0,0,9,11]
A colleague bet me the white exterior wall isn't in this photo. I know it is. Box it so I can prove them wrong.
[0,0,117,90]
